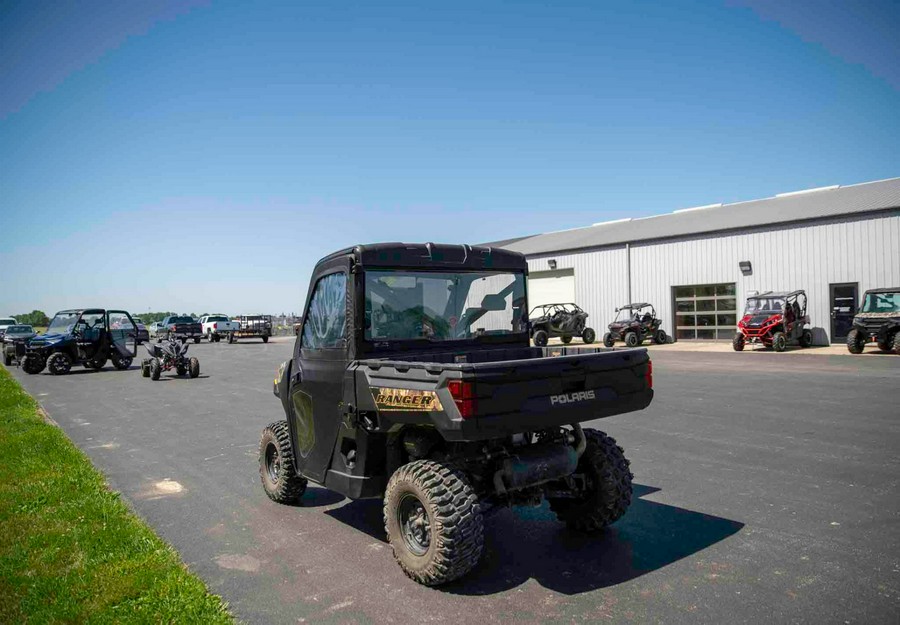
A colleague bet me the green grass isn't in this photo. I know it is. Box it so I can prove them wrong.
[0,367,233,624]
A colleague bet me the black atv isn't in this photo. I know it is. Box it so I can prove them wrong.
[603,303,667,347]
[22,309,138,375]
[141,338,200,380]
[529,303,596,346]
[847,287,900,354]
[258,243,653,586]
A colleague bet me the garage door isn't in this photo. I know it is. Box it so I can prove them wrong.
[528,269,575,310]
[673,283,738,340]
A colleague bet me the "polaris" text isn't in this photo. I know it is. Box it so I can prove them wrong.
[550,390,596,405]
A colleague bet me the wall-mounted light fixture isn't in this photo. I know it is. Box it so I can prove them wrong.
[739,260,752,276]
[548,259,557,270]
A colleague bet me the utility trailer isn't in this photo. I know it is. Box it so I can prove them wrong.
[227,315,273,343]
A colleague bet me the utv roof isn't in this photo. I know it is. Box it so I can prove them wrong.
[864,287,900,294]
[750,290,805,298]
[618,302,652,309]
[317,242,527,272]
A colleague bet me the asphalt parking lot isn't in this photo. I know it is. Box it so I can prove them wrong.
[7,340,900,624]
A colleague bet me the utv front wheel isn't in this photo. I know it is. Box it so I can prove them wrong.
[732,333,745,351]
[384,460,483,586]
[893,332,900,355]
[772,332,787,352]
[22,354,46,374]
[582,327,596,344]
[624,331,639,348]
[653,329,667,345]
[561,335,572,344]
[258,421,307,504]
[47,352,73,375]
[602,332,615,348]
[549,429,633,532]
[533,329,549,347]
[846,329,864,354]
[188,357,200,378]
[262,335,269,344]
[111,355,132,370]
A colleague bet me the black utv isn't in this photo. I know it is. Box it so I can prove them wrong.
[529,303,596,346]
[603,303,667,347]
[258,243,654,586]
[847,287,900,354]
[22,309,138,375]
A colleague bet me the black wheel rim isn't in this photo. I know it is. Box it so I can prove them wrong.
[398,493,431,556]
[265,442,281,484]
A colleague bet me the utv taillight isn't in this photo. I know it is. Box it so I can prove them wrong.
[645,360,653,389]
[447,380,478,419]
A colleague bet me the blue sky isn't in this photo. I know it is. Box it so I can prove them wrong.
[1,0,898,316]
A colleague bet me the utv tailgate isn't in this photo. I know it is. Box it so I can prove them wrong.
[355,347,652,441]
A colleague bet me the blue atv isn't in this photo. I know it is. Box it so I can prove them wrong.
[22,309,139,375]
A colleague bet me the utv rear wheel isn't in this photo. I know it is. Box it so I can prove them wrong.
[877,338,891,352]
[653,329,667,345]
[149,358,161,380]
[846,329,864,354]
[772,332,787,352]
[47,352,73,375]
[141,360,150,377]
[176,364,187,376]
[87,356,106,370]
[22,354,45,374]
[549,429,633,532]
[893,332,900,355]
[798,329,812,348]
[602,332,615,348]
[624,331,639,348]
[188,357,200,378]
[533,329,548,347]
[582,327,596,344]
[384,460,483,586]
[227,333,235,344]
[262,335,269,343]
[732,333,745,351]
[3,351,12,366]
[112,355,132,370]
[561,335,572,344]
[258,421,307,504]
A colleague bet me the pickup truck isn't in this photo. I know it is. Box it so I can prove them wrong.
[226,314,272,343]
[199,314,239,343]
[157,315,203,343]
[257,243,653,586]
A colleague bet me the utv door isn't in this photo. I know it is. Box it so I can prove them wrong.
[290,271,349,483]
[107,310,138,358]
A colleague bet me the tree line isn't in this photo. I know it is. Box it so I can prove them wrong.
[12,311,211,327]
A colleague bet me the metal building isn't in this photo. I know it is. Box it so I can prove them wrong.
[494,177,900,344]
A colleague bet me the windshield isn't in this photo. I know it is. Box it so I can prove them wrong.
[6,325,33,335]
[365,270,526,341]
[170,316,194,324]
[745,297,785,315]
[47,311,81,334]
[861,291,900,313]
[614,308,640,322]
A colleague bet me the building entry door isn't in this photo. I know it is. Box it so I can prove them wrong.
[829,282,858,343]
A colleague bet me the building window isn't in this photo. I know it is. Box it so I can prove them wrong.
[673,283,737,340]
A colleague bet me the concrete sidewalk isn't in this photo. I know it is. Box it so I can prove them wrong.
[545,337,892,356]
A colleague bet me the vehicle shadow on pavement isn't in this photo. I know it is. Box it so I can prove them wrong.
[326,484,744,595]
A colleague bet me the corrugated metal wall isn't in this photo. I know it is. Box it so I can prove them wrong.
[525,212,900,344]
